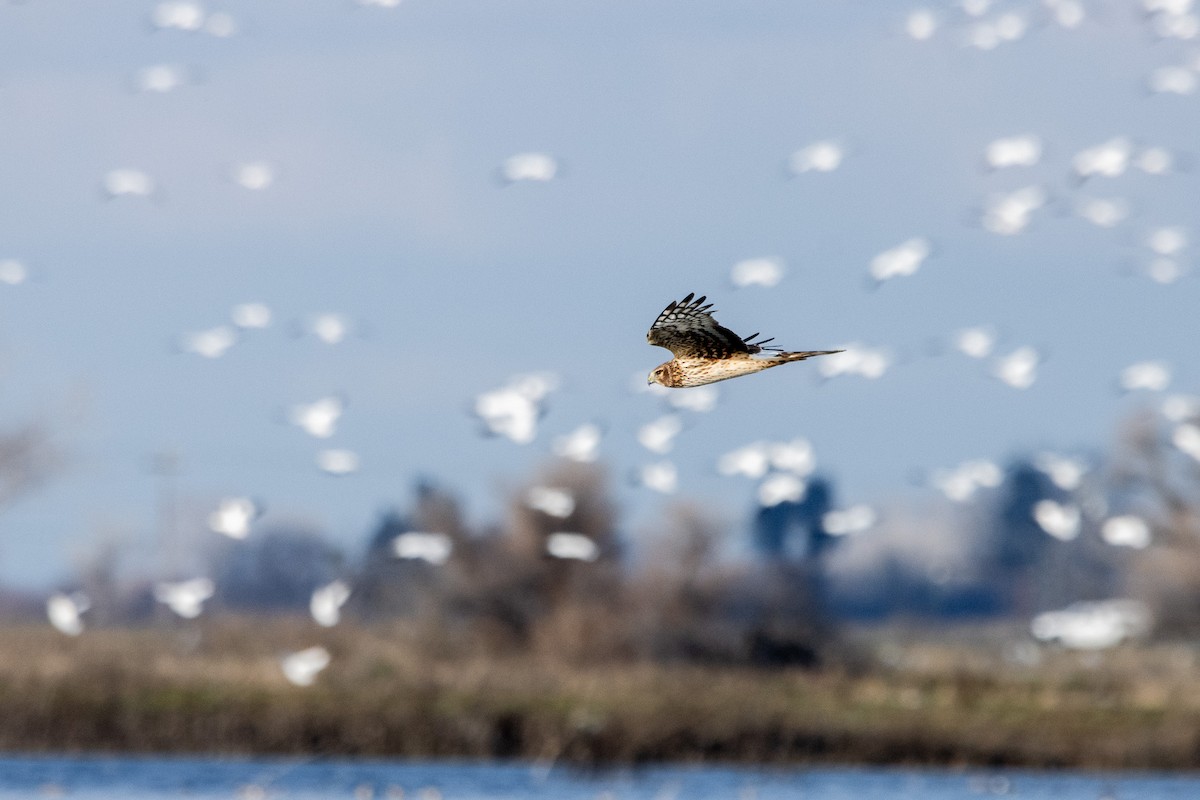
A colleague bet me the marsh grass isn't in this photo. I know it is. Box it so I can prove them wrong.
[2,618,1199,767]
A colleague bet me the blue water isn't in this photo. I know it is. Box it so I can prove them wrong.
[0,755,1196,799]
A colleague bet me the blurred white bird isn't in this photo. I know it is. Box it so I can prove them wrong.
[1148,5,1199,39]
[637,461,678,494]
[931,460,1002,502]
[208,497,260,539]
[1101,516,1151,549]
[546,532,599,561]
[717,443,771,479]
[311,580,352,627]
[1033,500,1081,540]
[869,238,930,282]
[312,313,351,344]
[1031,600,1150,650]
[151,1,205,31]
[1119,361,1171,392]
[317,449,360,476]
[231,302,272,329]
[769,438,816,476]
[552,424,603,463]
[667,386,720,413]
[730,257,786,288]
[103,168,156,198]
[1173,423,1200,461]
[962,0,992,19]
[823,505,877,535]
[1073,138,1132,179]
[1162,394,1200,422]
[818,345,891,379]
[134,64,187,93]
[47,592,90,637]
[231,162,275,191]
[1046,0,1085,29]
[954,326,996,359]
[392,532,452,564]
[289,396,345,439]
[1146,258,1185,285]
[1146,227,1187,256]
[993,346,1040,389]
[281,646,331,687]
[154,578,215,619]
[1136,147,1175,175]
[757,473,806,507]
[1148,66,1197,95]
[982,186,1045,235]
[966,13,1027,49]
[499,153,558,183]
[905,9,939,40]
[474,373,557,445]
[984,135,1042,169]
[637,415,683,454]
[526,486,575,518]
[181,326,236,359]
[0,260,29,286]
[1034,452,1088,491]
[1074,196,1130,228]
[787,141,845,174]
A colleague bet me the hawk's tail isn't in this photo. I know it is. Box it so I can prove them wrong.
[778,349,843,362]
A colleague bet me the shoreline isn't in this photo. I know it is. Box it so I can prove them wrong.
[3,620,1198,770]
[3,750,1200,777]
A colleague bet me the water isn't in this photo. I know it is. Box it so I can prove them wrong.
[0,756,1197,799]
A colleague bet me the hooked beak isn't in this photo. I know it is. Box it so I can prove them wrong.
[647,375,655,385]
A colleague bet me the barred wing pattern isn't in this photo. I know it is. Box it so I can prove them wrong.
[647,293,778,359]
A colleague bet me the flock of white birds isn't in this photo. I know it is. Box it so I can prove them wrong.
[46,469,611,683]
[13,0,1200,666]
[454,0,1200,651]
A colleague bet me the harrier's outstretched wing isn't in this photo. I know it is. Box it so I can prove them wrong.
[647,293,778,359]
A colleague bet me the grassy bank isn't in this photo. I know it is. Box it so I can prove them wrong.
[2,619,1199,768]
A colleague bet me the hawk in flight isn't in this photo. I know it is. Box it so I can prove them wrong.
[647,293,842,388]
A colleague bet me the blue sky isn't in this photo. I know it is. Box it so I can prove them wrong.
[0,0,1196,587]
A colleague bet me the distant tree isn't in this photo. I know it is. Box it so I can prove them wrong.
[1108,408,1200,633]
[630,504,735,662]
[753,476,836,562]
[989,462,1055,578]
[209,524,342,611]
[631,501,829,668]
[984,457,1120,615]
[353,509,417,618]
[355,466,627,657]
[505,463,620,590]
[490,462,623,657]
[749,476,839,640]
[354,481,473,620]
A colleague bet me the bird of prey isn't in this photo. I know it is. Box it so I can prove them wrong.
[647,293,842,388]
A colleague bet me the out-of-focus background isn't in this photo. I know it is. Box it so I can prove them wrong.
[2,0,1200,781]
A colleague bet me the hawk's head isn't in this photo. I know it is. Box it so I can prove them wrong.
[648,364,671,387]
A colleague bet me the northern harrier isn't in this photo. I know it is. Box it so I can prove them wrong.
[647,293,842,388]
